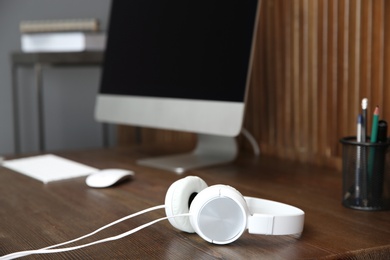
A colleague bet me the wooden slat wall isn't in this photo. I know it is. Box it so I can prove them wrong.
[243,0,390,169]
[118,0,390,170]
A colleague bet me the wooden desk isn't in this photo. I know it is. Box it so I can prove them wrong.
[0,147,389,259]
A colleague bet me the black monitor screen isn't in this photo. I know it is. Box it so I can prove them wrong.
[100,0,258,102]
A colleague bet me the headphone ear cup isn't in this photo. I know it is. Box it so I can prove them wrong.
[189,185,249,244]
[165,176,208,233]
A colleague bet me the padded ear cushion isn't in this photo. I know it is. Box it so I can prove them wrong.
[165,176,208,233]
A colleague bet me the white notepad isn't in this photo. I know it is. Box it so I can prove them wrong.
[3,154,99,183]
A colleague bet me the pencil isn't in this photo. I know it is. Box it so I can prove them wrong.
[368,106,379,202]
[370,106,379,143]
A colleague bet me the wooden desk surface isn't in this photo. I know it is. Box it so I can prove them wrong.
[1,147,389,259]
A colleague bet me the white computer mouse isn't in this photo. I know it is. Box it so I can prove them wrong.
[86,168,134,188]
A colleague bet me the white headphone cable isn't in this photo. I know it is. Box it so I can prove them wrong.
[0,205,190,260]
[43,204,165,250]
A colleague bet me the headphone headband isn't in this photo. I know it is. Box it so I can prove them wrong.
[245,197,305,236]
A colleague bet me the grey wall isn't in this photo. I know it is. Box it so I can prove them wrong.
[0,0,113,155]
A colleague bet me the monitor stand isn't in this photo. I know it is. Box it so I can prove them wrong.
[137,134,238,174]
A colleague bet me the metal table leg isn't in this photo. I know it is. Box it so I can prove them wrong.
[11,63,21,154]
[35,63,45,152]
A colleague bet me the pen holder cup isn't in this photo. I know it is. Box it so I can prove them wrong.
[340,136,390,210]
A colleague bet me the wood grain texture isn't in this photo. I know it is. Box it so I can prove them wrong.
[244,0,390,169]
[0,147,389,259]
[118,0,390,170]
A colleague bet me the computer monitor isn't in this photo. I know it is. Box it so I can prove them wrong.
[95,0,260,173]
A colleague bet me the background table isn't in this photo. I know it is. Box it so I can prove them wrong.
[10,51,105,154]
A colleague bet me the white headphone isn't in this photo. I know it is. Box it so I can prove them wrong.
[165,176,305,244]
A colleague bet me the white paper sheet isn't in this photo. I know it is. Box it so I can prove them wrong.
[3,154,99,183]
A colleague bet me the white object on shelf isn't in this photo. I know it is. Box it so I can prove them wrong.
[21,32,106,52]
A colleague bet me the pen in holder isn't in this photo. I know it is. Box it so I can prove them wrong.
[340,136,390,210]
